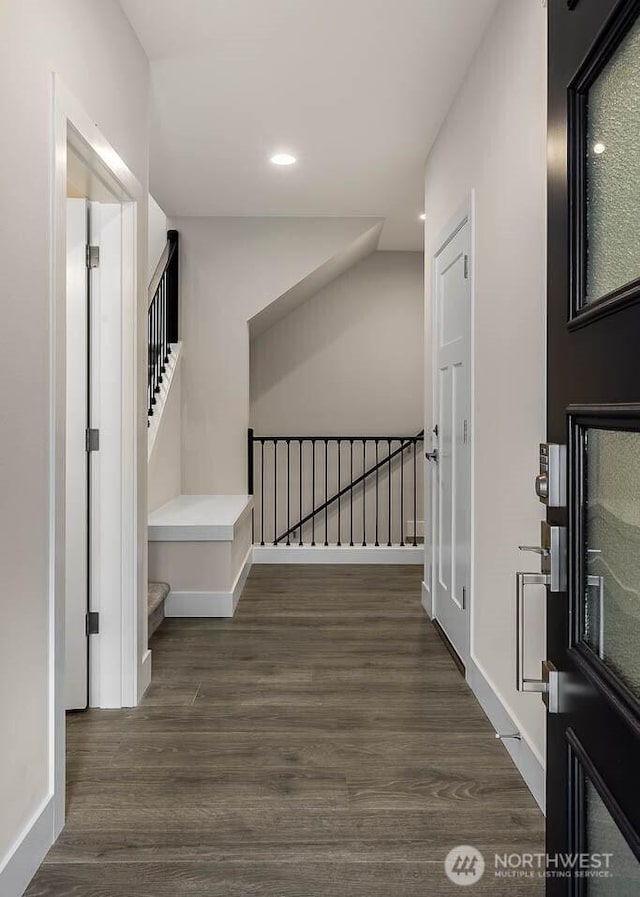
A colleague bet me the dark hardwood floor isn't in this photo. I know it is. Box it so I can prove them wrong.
[27,565,544,896]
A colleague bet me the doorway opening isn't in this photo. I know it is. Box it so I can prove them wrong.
[51,78,146,840]
[65,147,130,711]
[425,200,473,669]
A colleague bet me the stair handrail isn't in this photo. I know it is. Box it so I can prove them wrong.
[148,229,178,310]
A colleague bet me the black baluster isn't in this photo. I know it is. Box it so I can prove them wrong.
[163,276,169,364]
[147,308,152,416]
[324,439,329,547]
[388,438,392,547]
[362,439,367,547]
[162,278,167,368]
[152,296,156,397]
[413,438,418,547]
[155,294,159,393]
[158,290,161,381]
[375,439,379,547]
[164,278,168,360]
[273,439,278,546]
[299,439,303,546]
[337,440,341,546]
[260,440,265,546]
[349,439,354,547]
[400,438,405,547]
[311,440,316,547]
[286,439,291,546]
[159,281,164,379]
[151,297,157,403]
[248,428,254,544]
[149,300,154,406]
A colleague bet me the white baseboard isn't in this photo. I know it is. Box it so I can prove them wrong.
[252,545,423,564]
[232,548,252,611]
[466,659,545,813]
[421,580,433,618]
[138,649,152,701]
[0,796,54,897]
[165,547,252,618]
[165,589,236,617]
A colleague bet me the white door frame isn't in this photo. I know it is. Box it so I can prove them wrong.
[50,76,148,837]
[424,193,475,667]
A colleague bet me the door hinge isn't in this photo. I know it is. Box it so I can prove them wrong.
[86,612,100,635]
[463,420,469,444]
[462,586,467,609]
[85,428,100,453]
[86,245,100,269]
[463,254,469,279]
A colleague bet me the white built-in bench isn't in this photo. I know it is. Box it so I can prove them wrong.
[148,495,253,617]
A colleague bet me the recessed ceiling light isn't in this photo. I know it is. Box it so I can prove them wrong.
[593,142,606,155]
[271,153,297,166]
[419,213,426,221]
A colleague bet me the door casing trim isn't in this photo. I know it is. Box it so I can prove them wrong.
[50,75,146,840]
[426,192,475,669]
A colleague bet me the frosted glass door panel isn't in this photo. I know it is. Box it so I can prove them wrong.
[583,428,640,698]
[585,15,640,304]
[584,777,640,895]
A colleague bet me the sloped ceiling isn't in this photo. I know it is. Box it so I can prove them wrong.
[248,220,383,336]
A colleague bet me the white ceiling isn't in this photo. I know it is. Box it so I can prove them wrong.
[120,0,499,250]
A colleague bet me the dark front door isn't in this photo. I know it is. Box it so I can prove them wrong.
[547,0,640,894]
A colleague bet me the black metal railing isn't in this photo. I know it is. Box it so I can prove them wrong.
[148,230,179,420]
[249,430,424,547]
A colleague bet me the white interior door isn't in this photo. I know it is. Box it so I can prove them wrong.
[65,199,89,710]
[431,219,471,664]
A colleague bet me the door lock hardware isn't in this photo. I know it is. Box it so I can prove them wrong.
[516,571,550,693]
[536,443,566,507]
[519,521,566,592]
[515,572,563,712]
[519,545,550,557]
[541,660,561,714]
[425,449,439,462]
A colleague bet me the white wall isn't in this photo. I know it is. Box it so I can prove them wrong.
[251,251,424,435]
[424,0,547,792]
[173,216,383,494]
[0,0,149,881]
[250,250,424,546]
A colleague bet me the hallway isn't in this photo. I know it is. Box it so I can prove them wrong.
[27,566,544,896]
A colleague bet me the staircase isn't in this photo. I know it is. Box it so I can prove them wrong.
[249,429,424,548]
[148,230,179,423]
[148,581,170,637]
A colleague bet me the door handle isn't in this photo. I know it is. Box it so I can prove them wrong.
[519,545,550,557]
[425,449,439,462]
[516,571,550,693]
